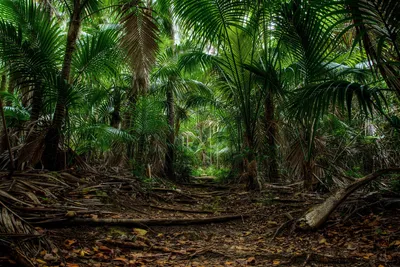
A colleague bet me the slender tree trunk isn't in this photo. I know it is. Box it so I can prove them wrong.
[302,159,314,191]
[264,91,279,182]
[6,74,15,107]
[30,81,43,122]
[164,86,175,180]
[124,94,137,159]
[244,134,260,190]
[111,97,121,129]
[163,14,177,180]
[43,0,81,170]
[0,75,15,171]
[0,75,7,153]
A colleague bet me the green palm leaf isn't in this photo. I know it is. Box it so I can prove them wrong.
[289,81,386,120]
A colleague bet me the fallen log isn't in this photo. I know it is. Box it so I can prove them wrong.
[42,214,249,227]
[297,168,400,230]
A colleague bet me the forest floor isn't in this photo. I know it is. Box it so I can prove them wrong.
[1,172,400,267]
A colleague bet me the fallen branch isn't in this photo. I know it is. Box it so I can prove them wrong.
[149,205,215,214]
[297,168,400,230]
[62,214,249,227]
[100,239,187,255]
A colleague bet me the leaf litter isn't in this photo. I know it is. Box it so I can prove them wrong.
[0,171,399,266]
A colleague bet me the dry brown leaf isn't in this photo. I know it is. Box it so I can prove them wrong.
[273,259,280,265]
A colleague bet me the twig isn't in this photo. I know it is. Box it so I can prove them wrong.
[271,219,294,240]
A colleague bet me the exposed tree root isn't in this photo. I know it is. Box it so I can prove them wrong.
[297,168,400,230]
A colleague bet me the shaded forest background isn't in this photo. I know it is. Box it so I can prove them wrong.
[0,0,399,191]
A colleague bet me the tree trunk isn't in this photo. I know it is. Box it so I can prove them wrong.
[30,80,43,122]
[243,134,261,190]
[43,0,82,170]
[264,91,279,182]
[123,94,137,159]
[0,74,15,171]
[302,159,314,191]
[164,86,175,180]
[110,105,121,129]
[297,168,400,230]
[6,74,15,107]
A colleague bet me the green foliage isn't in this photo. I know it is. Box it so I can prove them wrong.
[390,179,400,193]
[192,166,231,182]
[174,144,198,182]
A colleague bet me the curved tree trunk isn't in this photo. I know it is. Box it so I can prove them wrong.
[43,0,82,170]
[297,168,400,230]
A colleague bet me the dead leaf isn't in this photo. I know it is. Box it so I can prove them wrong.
[247,257,256,265]
[43,253,57,261]
[390,240,400,247]
[65,211,77,217]
[99,246,112,252]
[64,239,76,247]
[346,243,357,250]
[133,228,148,236]
[36,259,46,264]
[362,253,375,259]
[114,257,128,263]
[273,259,280,265]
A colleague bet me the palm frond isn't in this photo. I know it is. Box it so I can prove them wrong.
[276,0,337,84]
[173,0,252,46]
[289,81,386,120]
[119,1,158,95]
[73,29,122,82]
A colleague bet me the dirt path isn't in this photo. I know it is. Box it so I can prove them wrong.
[41,178,400,267]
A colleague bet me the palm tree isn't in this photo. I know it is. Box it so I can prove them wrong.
[282,0,388,189]
[43,0,102,170]
[172,0,266,189]
[151,42,211,179]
